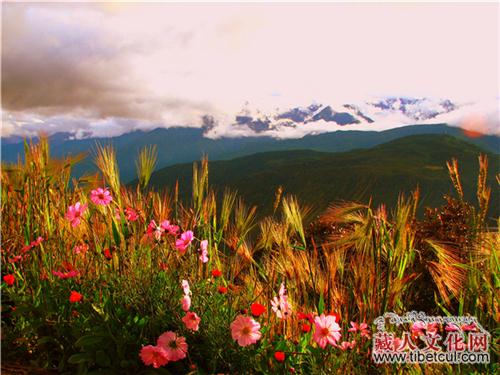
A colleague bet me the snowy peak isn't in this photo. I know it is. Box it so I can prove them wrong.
[370,97,457,121]
[228,97,461,134]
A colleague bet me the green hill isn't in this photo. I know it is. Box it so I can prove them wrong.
[144,135,500,219]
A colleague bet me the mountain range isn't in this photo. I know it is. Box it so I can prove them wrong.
[2,124,499,184]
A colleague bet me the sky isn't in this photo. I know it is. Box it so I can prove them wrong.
[2,2,499,139]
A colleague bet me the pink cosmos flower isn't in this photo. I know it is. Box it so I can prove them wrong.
[146,220,164,240]
[181,295,191,312]
[271,282,292,319]
[90,187,113,205]
[66,202,87,227]
[199,240,209,263]
[160,220,180,236]
[124,207,139,221]
[140,345,169,368]
[230,315,262,347]
[175,231,194,253]
[157,331,188,362]
[313,314,341,349]
[181,279,190,295]
[182,312,201,331]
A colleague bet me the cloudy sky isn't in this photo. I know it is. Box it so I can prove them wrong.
[2,2,499,139]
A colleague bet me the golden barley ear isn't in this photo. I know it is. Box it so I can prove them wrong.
[476,154,491,227]
[192,156,209,214]
[273,185,283,214]
[425,240,467,306]
[220,188,237,232]
[446,158,463,201]
[135,145,158,190]
[282,195,310,247]
[94,143,120,200]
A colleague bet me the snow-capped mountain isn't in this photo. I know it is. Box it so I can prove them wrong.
[370,97,457,121]
[228,97,460,134]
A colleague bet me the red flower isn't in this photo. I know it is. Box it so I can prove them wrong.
[297,311,314,323]
[211,269,222,278]
[250,303,266,317]
[3,274,15,286]
[301,323,311,333]
[218,286,227,294]
[69,291,83,303]
[274,351,286,362]
[103,248,112,259]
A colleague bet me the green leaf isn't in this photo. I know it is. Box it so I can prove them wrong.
[111,220,121,247]
[75,334,104,348]
[318,291,325,315]
[68,353,92,364]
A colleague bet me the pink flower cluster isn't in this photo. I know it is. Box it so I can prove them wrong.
[271,282,292,319]
[180,279,191,312]
[140,331,188,368]
[52,262,79,279]
[146,220,180,241]
[198,240,208,263]
[179,280,201,331]
[146,220,197,255]
[339,340,356,350]
[8,236,44,264]
[115,207,139,222]
[348,321,371,339]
